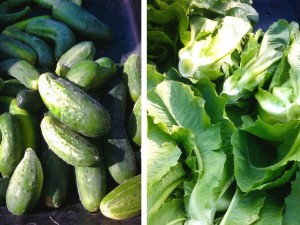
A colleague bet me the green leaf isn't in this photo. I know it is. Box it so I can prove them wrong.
[147,64,165,91]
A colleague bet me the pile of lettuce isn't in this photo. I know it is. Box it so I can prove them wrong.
[147,0,300,224]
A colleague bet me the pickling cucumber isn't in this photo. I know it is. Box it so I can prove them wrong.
[2,79,28,97]
[128,96,141,146]
[6,15,51,30]
[102,80,136,184]
[0,34,37,64]
[40,114,100,167]
[100,174,141,220]
[0,112,23,177]
[42,141,71,208]
[16,89,43,111]
[25,18,76,60]
[0,59,40,90]
[0,6,31,25]
[55,41,96,77]
[38,72,110,137]
[52,0,112,42]
[6,148,43,215]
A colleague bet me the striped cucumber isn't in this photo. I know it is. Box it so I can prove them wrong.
[100,175,141,220]
[25,18,76,60]
[52,0,112,42]
[0,34,37,64]
[42,142,72,208]
[3,28,55,69]
[40,114,100,167]
[38,72,110,137]
[0,59,40,90]
[6,148,43,215]
[102,80,136,184]
[0,112,23,177]
[55,41,96,77]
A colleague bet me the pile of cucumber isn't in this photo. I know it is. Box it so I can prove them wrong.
[0,0,141,221]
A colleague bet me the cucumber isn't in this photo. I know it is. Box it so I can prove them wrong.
[100,174,141,220]
[9,98,38,151]
[0,0,32,13]
[33,0,81,9]
[0,112,23,177]
[6,15,51,30]
[3,28,55,69]
[0,34,37,65]
[75,161,106,212]
[6,148,43,215]
[38,72,110,137]
[25,18,76,60]
[0,96,13,113]
[42,142,71,208]
[102,80,136,184]
[16,89,43,111]
[55,41,96,77]
[122,54,141,103]
[40,114,100,167]
[128,96,141,146]
[66,60,110,91]
[0,6,31,24]
[0,59,40,90]
[0,178,9,205]
[95,57,117,87]
[52,0,112,42]
[2,79,28,97]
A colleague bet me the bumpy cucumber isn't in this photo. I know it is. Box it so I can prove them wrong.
[2,79,28,97]
[6,148,43,215]
[9,99,38,151]
[0,34,37,64]
[102,80,136,184]
[66,60,111,91]
[6,15,51,30]
[40,114,100,167]
[75,162,106,212]
[0,6,31,24]
[122,54,141,103]
[0,59,40,90]
[52,0,112,42]
[25,18,76,60]
[33,0,81,9]
[0,178,9,205]
[128,96,141,146]
[0,112,23,177]
[16,89,43,111]
[42,142,71,208]
[100,175,141,220]
[55,41,96,77]
[38,72,110,137]
[3,28,55,69]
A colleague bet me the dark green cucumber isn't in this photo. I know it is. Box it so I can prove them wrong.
[122,54,141,103]
[102,80,136,184]
[0,178,9,205]
[2,79,28,97]
[55,41,96,77]
[75,161,106,212]
[33,0,81,9]
[0,59,40,90]
[42,142,71,208]
[100,174,141,220]
[52,0,112,42]
[9,98,38,151]
[16,89,43,111]
[6,14,50,30]
[66,60,114,91]
[0,34,37,64]
[128,96,141,146]
[3,28,55,69]
[0,112,23,177]
[0,6,30,24]
[38,72,110,137]
[41,114,100,167]
[0,0,32,13]
[25,18,76,60]
[6,148,43,215]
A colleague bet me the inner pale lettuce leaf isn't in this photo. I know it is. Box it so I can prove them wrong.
[178,16,251,82]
